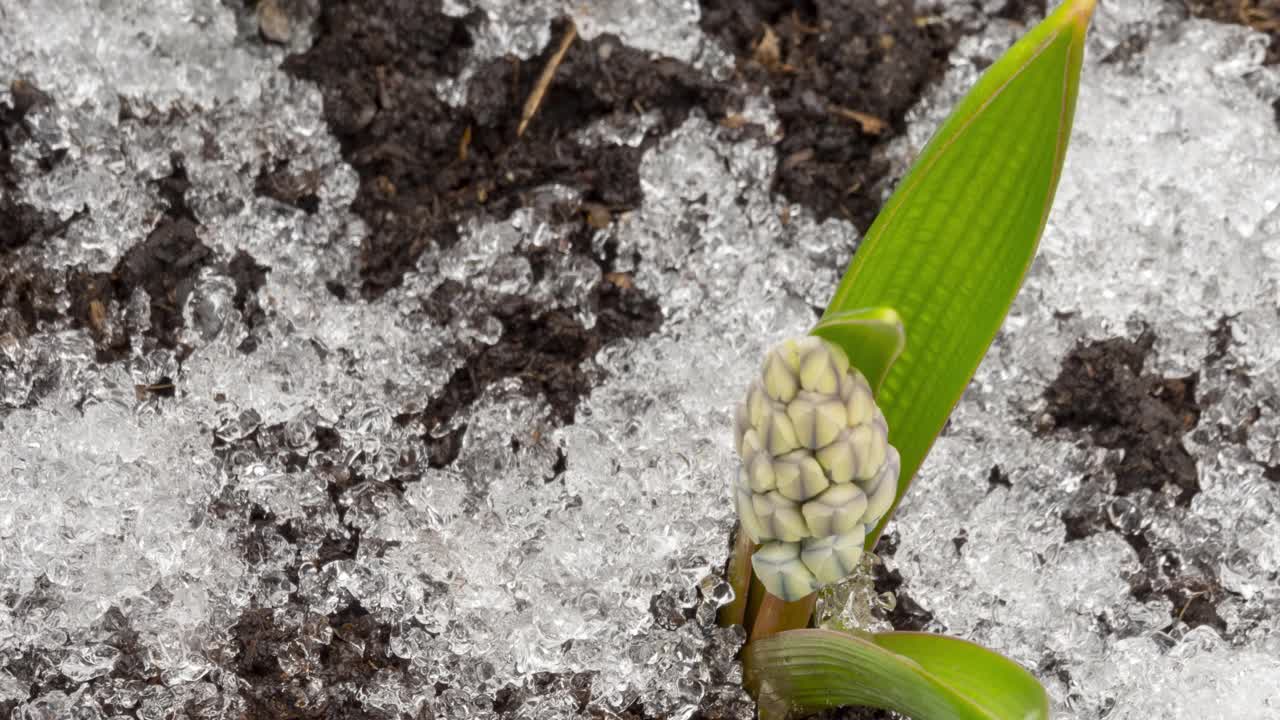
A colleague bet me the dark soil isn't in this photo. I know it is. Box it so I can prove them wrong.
[229,603,410,719]
[1,85,271,374]
[283,0,726,466]
[871,530,938,633]
[697,0,960,230]
[212,418,417,720]
[68,155,214,357]
[1043,330,1201,505]
[1,585,188,719]
[64,154,272,362]
[254,158,323,215]
[1121,523,1229,634]
[1043,331,1230,634]
[988,464,1013,490]
[284,1,736,299]
[0,81,66,347]
[1,581,73,717]
[1,80,52,189]
[416,277,662,468]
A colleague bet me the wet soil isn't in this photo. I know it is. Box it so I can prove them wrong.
[230,603,410,720]
[416,280,662,468]
[282,0,710,467]
[698,0,961,230]
[1043,330,1201,505]
[1,85,271,380]
[1042,330,1230,634]
[0,81,64,346]
[254,158,323,215]
[64,154,270,363]
[210,418,419,719]
[284,1,737,299]
[66,155,215,358]
[871,530,938,633]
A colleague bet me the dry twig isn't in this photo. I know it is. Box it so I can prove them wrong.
[517,21,578,138]
[829,105,888,135]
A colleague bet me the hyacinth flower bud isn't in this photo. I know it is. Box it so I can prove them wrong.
[733,336,900,601]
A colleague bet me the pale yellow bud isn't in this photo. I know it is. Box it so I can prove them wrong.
[800,483,868,537]
[747,452,776,493]
[753,491,809,542]
[732,335,900,597]
[737,486,770,543]
[863,445,899,523]
[773,450,830,502]
[763,351,799,402]
[848,424,886,482]
[842,372,876,427]
[786,391,847,450]
[746,381,769,428]
[753,541,818,601]
[815,429,856,485]
[760,404,801,456]
[734,402,751,454]
[799,343,841,394]
[801,529,865,585]
[739,427,763,461]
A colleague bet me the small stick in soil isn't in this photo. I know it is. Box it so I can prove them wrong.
[458,125,472,162]
[829,104,887,135]
[517,20,577,138]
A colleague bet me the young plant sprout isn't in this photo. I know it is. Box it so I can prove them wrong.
[719,0,1098,717]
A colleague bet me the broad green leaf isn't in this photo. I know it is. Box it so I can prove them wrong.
[744,629,1049,720]
[810,307,905,394]
[821,0,1097,550]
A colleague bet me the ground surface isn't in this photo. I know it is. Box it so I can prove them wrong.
[2,0,1280,718]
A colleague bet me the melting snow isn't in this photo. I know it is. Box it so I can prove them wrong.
[1,0,1278,718]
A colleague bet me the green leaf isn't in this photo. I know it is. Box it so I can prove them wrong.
[821,0,1097,550]
[744,629,1049,720]
[810,307,905,394]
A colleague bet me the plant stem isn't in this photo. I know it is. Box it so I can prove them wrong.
[744,573,767,636]
[718,524,755,628]
[749,591,817,643]
[717,525,817,642]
